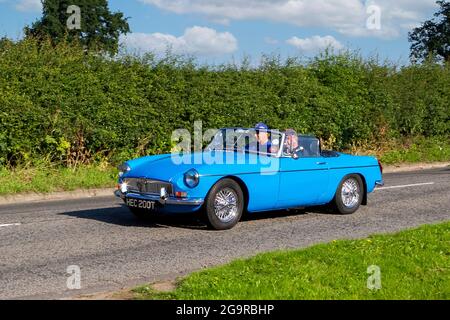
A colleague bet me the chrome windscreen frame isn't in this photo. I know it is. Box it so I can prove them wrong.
[206,128,286,158]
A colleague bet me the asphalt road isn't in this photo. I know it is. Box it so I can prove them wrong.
[0,168,449,299]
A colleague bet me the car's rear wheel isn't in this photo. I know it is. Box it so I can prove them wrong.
[332,175,363,215]
[204,179,244,230]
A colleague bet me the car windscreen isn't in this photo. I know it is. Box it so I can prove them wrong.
[206,129,282,156]
[298,136,321,157]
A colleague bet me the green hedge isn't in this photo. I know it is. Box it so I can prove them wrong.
[0,39,449,166]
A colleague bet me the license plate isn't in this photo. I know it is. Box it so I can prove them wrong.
[126,198,156,210]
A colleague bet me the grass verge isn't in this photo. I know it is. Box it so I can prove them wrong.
[378,136,450,165]
[133,222,450,300]
[0,165,116,195]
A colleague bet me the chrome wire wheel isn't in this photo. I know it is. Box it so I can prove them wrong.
[213,187,238,223]
[341,178,360,209]
[205,179,244,230]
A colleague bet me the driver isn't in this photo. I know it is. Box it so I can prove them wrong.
[247,123,272,154]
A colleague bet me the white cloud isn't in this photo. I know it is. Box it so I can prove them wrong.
[287,35,344,53]
[139,0,439,39]
[122,26,238,56]
[15,0,42,12]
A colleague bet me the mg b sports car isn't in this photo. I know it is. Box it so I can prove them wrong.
[115,128,384,230]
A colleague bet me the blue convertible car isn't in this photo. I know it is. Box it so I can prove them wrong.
[115,128,384,230]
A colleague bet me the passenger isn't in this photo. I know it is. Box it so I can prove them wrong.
[283,129,302,157]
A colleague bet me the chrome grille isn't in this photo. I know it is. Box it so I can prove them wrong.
[125,178,173,195]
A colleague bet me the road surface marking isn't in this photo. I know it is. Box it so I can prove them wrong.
[376,182,435,191]
[0,223,21,228]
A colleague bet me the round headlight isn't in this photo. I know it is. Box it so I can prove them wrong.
[118,163,131,177]
[184,169,200,188]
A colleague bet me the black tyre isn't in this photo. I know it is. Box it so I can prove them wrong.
[204,179,244,230]
[332,175,364,215]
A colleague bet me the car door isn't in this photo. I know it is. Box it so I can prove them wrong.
[276,155,330,208]
[236,152,281,212]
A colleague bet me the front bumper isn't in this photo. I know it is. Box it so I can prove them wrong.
[114,189,204,206]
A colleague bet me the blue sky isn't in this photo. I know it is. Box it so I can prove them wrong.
[0,0,441,64]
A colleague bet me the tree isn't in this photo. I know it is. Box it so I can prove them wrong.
[409,1,450,63]
[0,37,14,51]
[25,0,130,55]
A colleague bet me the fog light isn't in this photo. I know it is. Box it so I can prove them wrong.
[160,187,168,200]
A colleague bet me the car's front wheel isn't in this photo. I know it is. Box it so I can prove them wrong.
[332,175,364,215]
[204,179,244,230]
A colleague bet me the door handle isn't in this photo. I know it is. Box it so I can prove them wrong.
[316,162,327,165]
